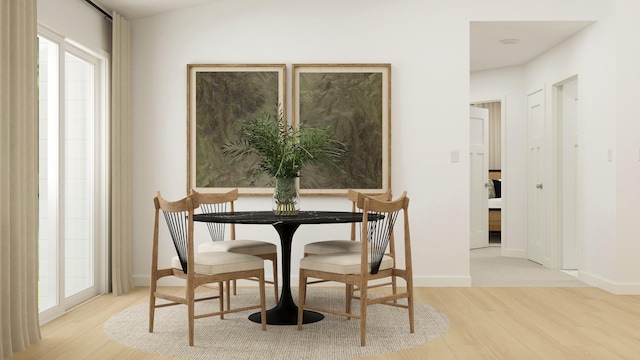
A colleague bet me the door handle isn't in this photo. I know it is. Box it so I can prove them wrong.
[536,183,543,189]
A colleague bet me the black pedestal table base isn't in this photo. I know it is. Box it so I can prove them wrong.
[249,220,325,325]
[248,305,324,325]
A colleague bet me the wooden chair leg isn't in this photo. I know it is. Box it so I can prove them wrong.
[360,285,367,346]
[297,272,307,330]
[408,279,415,333]
[392,276,398,304]
[225,280,231,311]
[148,283,156,332]
[187,287,195,346]
[408,294,415,333]
[149,270,158,332]
[259,271,267,331]
[218,281,224,319]
[345,284,353,317]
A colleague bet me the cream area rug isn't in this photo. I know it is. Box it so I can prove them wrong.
[104,288,449,360]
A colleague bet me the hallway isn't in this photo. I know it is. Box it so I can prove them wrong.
[471,246,589,287]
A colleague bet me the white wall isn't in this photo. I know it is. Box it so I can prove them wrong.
[523,19,619,286]
[129,0,620,288]
[130,0,472,287]
[614,0,640,292]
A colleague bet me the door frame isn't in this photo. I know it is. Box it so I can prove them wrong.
[37,24,109,326]
[469,96,506,251]
[552,75,580,270]
[469,106,489,249]
[529,78,581,270]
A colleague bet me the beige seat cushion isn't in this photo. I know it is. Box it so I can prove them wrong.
[299,252,394,275]
[304,240,361,255]
[198,240,277,256]
[172,251,264,275]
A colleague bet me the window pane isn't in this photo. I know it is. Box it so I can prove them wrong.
[64,52,94,298]
[38,36,59,312]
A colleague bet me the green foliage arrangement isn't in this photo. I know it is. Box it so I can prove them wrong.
[221,107,345,180]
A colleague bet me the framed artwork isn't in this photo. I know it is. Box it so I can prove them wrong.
[292,64,391,196]
[187,64,286,195]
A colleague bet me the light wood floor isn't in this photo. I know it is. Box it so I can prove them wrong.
[10,286,640,360]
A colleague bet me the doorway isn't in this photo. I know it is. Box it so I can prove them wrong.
[555,76,579,270]
[470,22,587,283]
[469,101,503,250]
[526,79,580,270]
[38,26,108,325]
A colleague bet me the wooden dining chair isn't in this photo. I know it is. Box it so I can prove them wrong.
[149,192,267,346]
[303,189,396,297]
[303,189,392,255]
[297,192,413,346]
[190,188,279,304]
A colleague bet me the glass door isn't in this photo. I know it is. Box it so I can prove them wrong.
[38,28,107,324]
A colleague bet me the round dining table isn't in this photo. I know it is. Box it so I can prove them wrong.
[192,210,371,325]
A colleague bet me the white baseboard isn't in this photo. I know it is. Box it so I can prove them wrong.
[578,271,640,295]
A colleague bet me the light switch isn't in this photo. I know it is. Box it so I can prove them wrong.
[451,150,459,163]
[608,148,613,162]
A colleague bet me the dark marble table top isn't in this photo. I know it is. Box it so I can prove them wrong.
[192,210,376,225]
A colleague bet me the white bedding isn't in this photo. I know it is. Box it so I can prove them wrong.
[488,197,502,210]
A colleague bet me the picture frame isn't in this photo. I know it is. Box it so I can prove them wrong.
[187,64,286,195]
[292,64,391,196]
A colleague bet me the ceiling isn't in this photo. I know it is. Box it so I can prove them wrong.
[93,1,594,72]
[470,21,594,72]
[93,0,214,20]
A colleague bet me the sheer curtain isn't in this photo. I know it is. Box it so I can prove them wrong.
[0,0,41,358]
[111,12,134,296]
[474,102,501,170]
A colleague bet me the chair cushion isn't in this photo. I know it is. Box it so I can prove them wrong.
[198,240,277,256]
[172,251,264,275]
[304,240,361,255]
[299,252,394,275]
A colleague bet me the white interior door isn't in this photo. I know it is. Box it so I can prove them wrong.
[527,89,546,264]
[559,78,579,269]
[470,106,489,249]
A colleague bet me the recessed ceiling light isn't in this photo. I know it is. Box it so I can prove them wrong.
[499,38,519,45]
